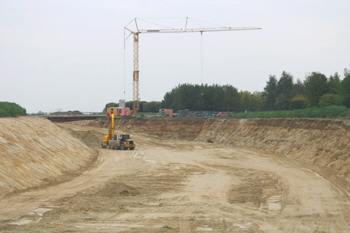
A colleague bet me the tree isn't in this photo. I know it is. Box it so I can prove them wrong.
[161,90,175,109]
[143,101,162,112]
[290,95,308,109]
[262,75,278,110]
[186,84,202,110]
[239,91,251,112]
[222,85,240,111]
[274,93,291,110]
[304,72,329,107]
[275,71,294,110]
[328,72,341,94]
[160,83,240,111]
[125,101,133,109]
[318,94,343,107]
[291,79,305,97]
[105,102,119,108]
[251,92,264,111]
[239,91,263,112]
[340,68,350,108]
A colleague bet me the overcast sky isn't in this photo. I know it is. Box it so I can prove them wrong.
[1,0,349,113]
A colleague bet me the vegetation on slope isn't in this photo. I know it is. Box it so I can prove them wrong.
[0,102,26,117]
[231,105,350,119]
[50,110,83,115]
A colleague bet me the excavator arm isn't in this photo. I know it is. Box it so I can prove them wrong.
[108,113,115,140]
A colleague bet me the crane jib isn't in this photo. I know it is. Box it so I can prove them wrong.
[138,27,261,34]
[125,18,261,116]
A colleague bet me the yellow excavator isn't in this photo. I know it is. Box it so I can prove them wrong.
[101,109,136,150]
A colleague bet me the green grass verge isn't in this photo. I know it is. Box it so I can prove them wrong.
[231,105,350,119]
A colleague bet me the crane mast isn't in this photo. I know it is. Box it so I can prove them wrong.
[125,18,261,116]
[132,33,140,115]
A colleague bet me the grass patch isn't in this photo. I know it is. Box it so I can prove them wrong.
[231,105,350,119]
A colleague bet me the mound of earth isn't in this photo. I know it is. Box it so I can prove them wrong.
[96,178,140,197]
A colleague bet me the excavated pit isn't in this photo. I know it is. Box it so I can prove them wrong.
[2,116,350,198]
[1,116,350,232]
[71,117,350,188]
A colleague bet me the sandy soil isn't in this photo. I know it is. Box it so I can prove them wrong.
[1,123,350,232]
[0,117,97,198]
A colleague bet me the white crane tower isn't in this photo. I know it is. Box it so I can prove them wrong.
[124,17,261,116]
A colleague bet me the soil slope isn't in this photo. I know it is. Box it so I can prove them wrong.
[0,116,97,198]
[1,119,350,232]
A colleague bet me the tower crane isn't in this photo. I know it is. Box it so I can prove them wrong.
[124,17,261,116]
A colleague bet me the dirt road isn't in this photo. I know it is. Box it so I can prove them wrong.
[1,123,350,232]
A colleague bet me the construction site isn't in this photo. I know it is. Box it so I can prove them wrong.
[1,16,350,232]
[1,116,350,232]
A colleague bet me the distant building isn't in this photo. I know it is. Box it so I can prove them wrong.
[107,107,130,117]
[159,109,173,117]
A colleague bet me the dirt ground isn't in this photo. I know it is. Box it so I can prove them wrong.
[1,123,350,232]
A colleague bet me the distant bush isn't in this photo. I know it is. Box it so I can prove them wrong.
[290,95,308,110]
[50,110,83,115]
[231,105,350,119]
[0,102,27,117]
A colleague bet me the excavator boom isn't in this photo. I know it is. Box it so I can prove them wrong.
[108,113,115,140]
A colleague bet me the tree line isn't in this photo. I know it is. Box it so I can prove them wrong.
[105,68,350,113]
[160,83,261,112]
[263,69,350,111]
[105,84,261,113]
[159,69,350,112]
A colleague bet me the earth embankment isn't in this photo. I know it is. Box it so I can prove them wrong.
[0,116,97,198]
[74,117,350,186]
[2,116,349,199]
[2,117,350,232]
